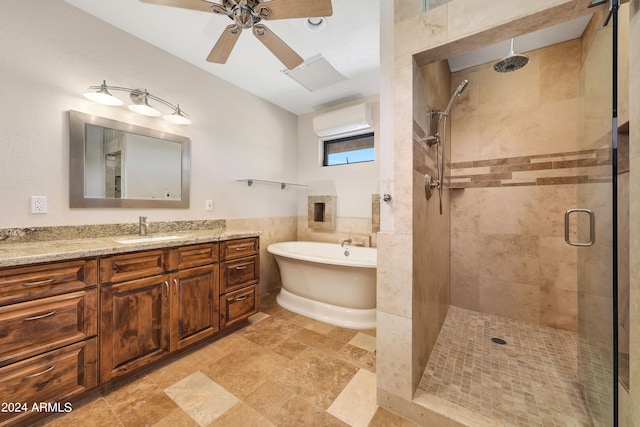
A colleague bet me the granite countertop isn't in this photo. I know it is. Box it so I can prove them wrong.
[0,229,260,268]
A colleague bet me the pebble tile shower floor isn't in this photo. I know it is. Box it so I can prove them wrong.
[418,306,592,426]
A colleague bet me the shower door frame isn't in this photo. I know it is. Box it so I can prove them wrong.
[571,1,620,425]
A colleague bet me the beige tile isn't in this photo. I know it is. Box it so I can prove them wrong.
[478,277,540,324]
[41,396,122,427]
[335,344,376,373]
[539,236,577,292]
[349,332,376,353]
[326,325,359,343]
[270,338,309,360]
[236,315,302,349]
[273,396,349,427]
[368,406,420,427]
[152,409,199,427]
[164,371,238,427]
[208,402,275,427]
[243,380,293,422]
[203,340,288,398]
[269,348,359,410]
[540,287,577,331]
[102,375,179,427]
[376,311,413,400]
[478,234,540,285]
[328,369,378,427]
[288,328,346,355]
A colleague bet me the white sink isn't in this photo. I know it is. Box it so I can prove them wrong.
[114,235,183,244]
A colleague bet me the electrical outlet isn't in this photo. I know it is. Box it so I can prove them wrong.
[205,200,213,211]
[31,196,47,214]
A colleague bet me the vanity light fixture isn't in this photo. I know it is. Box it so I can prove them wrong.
[83,80,191,125]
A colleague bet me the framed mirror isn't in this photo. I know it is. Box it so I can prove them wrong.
[69,110,190,208]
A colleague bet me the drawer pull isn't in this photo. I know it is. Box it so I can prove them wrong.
[24,310,57,321]
[23,365,56,379]
[234,295,249,302]
[164,281,169,293]
[235,266,248,270]
[235,247,247,251]
[22,278,55,287]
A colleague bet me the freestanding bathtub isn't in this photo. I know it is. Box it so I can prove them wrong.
[267,241,377,329]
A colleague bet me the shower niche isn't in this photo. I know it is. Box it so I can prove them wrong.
[308,195,336,230]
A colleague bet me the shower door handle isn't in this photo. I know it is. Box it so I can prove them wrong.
[564,208,595,247]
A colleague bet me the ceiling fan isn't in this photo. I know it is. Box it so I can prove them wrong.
[140,0,333,69]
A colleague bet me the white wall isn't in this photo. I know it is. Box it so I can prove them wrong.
[296,95,380,219]
[0,0,299,228]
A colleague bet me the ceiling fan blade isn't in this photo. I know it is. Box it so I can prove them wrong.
[257,0,333,20]
[140,0,218,13]
[252,24,303,69]
[207,25,242,63]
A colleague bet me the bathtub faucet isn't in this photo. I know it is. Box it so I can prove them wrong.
[341,238,352,248]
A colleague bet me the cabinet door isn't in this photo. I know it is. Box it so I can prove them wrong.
[100,275,169,382]
[170,264,218,351]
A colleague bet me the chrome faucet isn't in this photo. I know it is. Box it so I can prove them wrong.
[341,238,352,248]
[139,216,149,236]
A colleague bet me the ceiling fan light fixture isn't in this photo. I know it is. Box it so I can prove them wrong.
[84,80,124,106]
[163,105,191,125]
[304,17,327,32]
[128,90,162,117]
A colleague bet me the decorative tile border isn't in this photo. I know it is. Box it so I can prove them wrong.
[450,148,611,188]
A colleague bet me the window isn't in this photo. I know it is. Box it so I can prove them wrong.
[322,132,374,166]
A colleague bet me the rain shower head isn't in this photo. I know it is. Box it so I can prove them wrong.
[494,38,529,73]
[443,79,469,116]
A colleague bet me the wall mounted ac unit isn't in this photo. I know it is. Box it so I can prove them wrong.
[312,103,373,137]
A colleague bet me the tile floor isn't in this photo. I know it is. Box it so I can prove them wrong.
[36,292,418,427]
[418,306,591,426]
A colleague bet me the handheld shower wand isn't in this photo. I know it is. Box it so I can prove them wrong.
[430,79,468,215]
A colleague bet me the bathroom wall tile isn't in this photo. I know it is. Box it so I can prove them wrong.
[478,278,540,324]
[394,0,423,23]
[447,0,575,41]
[376,311,413,400]
[478,234,540,285]
[394,4,448,58]
[539,39,581,103]
[540,287,577,331]
[476,187,539,236]
[539,99,579,154]
[450,114,480,163]
[478,107,541,161]
[535,184,577,237]
[539,236,577,291]
[377,231,413,318]
[450,230,480,310]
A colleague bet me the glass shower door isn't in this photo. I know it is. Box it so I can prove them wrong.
[571,2,619,426]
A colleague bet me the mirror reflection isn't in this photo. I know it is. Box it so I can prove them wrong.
[69,110,190,208]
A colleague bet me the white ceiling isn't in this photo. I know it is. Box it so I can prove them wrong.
[64,0,380,115]
[64,1,592,116]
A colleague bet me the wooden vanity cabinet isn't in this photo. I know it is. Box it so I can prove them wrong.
[0,259,98,426]
[99,243,221,382]
[219,237,259,329]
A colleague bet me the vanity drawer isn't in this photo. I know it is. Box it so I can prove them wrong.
[167,243,218,270]
[100,250,166,283]
[220,256,259,293]
[220,237,259,261]
[220,285,258,329]
[0,259,97,306]
[0,289,97,367]
[0,338,98,426]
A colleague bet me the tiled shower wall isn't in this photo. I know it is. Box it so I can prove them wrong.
[449,39,585,331]
[413,59,451,382]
